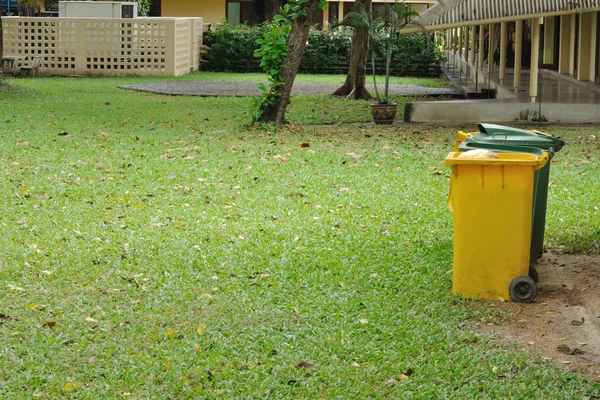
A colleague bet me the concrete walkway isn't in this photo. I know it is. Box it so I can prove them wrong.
[405,58,600,124]
[118,80,462,97]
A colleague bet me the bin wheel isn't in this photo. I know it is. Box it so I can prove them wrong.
[528,265,539,283]
[509,276,537,303]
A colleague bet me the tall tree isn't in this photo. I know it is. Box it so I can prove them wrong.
[332,0,373,100]
[254,0,324,126]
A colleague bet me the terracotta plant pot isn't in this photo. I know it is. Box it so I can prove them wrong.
[370,103,397,125]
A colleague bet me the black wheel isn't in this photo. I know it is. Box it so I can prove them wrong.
[509,276,537,303]
[528,265,539,283]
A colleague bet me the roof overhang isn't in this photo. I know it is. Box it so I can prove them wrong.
[402,0,600,34]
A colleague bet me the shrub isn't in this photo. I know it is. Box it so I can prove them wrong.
[203,24,441,76]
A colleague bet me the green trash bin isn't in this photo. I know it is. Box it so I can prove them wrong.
[465,123,565,265]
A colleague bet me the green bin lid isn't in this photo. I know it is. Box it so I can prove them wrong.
[465,123,565,152]
[458,141,548,157]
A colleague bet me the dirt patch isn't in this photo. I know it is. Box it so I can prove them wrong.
[478,252,600,380]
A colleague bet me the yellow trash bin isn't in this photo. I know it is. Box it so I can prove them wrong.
[444,151,548,302]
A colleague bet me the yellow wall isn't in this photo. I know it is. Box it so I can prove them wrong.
[162,0,224,26]
[161,0,436,27]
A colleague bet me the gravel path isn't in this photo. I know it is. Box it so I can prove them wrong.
[118,80,461,97]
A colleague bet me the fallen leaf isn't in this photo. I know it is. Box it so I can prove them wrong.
[105,102,111,106]
[387,379,397,387]
[85,316,97,323]
[197,325,205,335]
[164,362,171,371]
[296,361,313,369]
[63,383,81,391]
[167,329,174,339]
[58,131,69,136]
[559,360,572,364]
[359,319,369,324]
[300,143,310,148]
[42,321,56,328]
[26,303,38,310]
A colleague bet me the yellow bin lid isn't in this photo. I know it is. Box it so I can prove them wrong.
[444,152,548,170]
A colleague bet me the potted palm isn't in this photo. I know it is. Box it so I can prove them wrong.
[339,1,420,124]
[369,2,419,124]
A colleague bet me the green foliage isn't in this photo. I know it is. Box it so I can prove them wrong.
[134,0,151,17]
[204,25,440,76]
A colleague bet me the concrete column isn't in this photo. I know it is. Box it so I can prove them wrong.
[543,16,556,65]
[478,24,485,70]
[514,20,523,92]
[322,3,329,27]
[558,14,574,74]
[530,18,541,103]
[499,22,507,84]
[470,26,476,64]
[337,1,344,23]
[577,12,597,82]
[488,23,495,74]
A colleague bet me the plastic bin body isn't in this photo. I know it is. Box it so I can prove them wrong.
[444,152,548,301]
[456,124,564,264]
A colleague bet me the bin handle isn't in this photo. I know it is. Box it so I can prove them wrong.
[491,133,507,140]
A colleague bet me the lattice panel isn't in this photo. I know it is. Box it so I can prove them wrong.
[1,17,202,76]
[85,20,168,73]
[174,19,192,76]
[2,18,77,72]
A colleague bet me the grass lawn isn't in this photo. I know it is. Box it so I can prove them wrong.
[0,74,599,398]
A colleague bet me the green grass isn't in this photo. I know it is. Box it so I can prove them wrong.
[0,75,598,398]
[82,70,453,88]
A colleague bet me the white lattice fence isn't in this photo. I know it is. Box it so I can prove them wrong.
[1,16,203,76]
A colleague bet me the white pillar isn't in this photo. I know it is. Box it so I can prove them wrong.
[530,18,541,103]
[559,14,575,74]
[577,12,597,82]
[500,22,507,84]
[514,20,523,92]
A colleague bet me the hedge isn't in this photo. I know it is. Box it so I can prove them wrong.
[203,24,443,76]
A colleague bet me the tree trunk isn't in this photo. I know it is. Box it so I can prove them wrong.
[258,0,320,127]
[332,0,373,100]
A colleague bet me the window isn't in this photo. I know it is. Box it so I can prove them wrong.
[226,0,260,25]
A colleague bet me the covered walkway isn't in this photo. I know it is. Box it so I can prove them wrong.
[405,59,600,123]
[402,1,600,123]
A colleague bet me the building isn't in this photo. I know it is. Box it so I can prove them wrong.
[161,0,437,28]
[401,0,600,123]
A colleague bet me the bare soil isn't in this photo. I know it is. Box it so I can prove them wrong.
[478,252,600,380]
